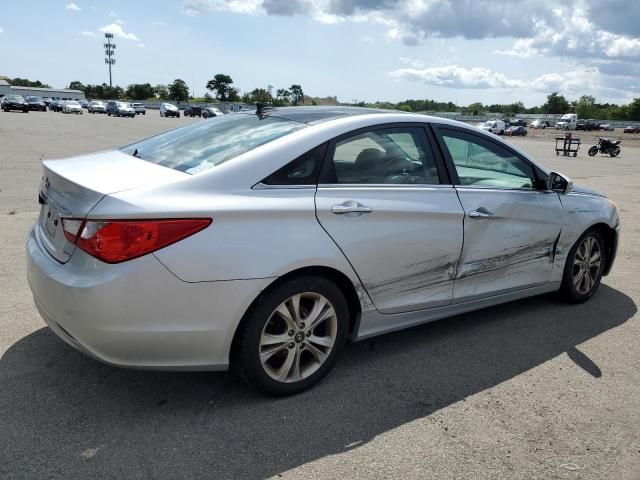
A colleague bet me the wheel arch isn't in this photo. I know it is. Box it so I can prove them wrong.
[589,222,618,276]
[229,265,364,361]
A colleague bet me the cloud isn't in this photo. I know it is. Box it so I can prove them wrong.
[65,3,81,11]
[0,27,4,35]
[115,19,125,25]
[80,31,96,36]
[137,43,145,48]
[182,0,262,15]
[389,64,602,95]
[99,23,139,41]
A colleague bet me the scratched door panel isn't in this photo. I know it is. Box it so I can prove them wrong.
[453,188,563,302]
[315,186,465,314]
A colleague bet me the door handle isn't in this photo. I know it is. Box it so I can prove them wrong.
[469,208,494,218]
[331,201,373,215]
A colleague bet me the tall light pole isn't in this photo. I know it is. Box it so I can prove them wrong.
[104,33,116,87]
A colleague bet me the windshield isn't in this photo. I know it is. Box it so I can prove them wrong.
[92,101,104,106]
[7,96,25,101]
[67,101,80,105]
[121,114,305,174]
[26,96,42,102]
[117,102,130,108]
[482,121,495,127]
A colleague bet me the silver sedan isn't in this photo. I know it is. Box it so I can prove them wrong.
[27,107,620,395]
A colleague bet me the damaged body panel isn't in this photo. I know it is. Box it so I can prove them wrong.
[452,188,564,302]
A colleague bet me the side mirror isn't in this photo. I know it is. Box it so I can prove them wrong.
[547,171,573,194]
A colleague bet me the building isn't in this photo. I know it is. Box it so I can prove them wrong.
[0,79,86,100]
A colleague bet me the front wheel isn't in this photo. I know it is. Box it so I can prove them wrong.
[610,147,620,157]
[588,146,598,156]
[559,229,606,303]
[232,275,349,395]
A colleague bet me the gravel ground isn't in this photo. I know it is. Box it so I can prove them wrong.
[0,111,638,480]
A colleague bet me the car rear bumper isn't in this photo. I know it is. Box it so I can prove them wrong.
[26,226,272,370]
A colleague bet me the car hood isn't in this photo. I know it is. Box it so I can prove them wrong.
[571,183,605,197]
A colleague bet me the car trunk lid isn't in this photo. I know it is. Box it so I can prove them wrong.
[37,150,188,263]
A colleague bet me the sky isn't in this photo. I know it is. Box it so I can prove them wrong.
[0,0,639,107]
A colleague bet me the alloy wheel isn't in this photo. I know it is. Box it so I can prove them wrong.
[259,292,337,383]
[572,236,602,295]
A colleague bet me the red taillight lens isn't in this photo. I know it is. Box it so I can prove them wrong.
[62,218,211,263]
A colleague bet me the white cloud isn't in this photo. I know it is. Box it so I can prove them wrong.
[0,27,4,35]
[389,64,600,94]
[390,65,527,89]
[99,23,139,41]
[182,0,262,16]
[137,43,145,48]
[65,3,81,11]
[115,19,125,25]
[80,31,96,36]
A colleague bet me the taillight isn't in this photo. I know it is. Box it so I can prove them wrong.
[61,218,211,263]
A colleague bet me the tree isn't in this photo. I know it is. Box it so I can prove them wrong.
[168,79,189,102]
[248,88,273,104]
[542,92,570,114]
[206,74,235,101]
[8,77,51,88]
[125,83,155,100]
[68,81,85,91]
[626,97,640,121]
[154,84,169,100]
[289,84,304,105]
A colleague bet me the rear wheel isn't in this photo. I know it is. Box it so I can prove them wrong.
[588,146,598,156]
[610,147,620,157]
[559,229,606,303]
[232,275,349,395]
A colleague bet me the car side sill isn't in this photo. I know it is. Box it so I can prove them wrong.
[354,282,561,341]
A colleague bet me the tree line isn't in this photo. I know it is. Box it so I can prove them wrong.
[63,74,304,106]
[353,93,640,121]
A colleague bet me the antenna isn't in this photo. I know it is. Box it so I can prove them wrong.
[104,33,116,87]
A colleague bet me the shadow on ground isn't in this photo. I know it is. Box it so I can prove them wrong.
[0,285,635,479]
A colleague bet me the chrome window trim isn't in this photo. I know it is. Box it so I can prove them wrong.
[453,185,555,194]
[317,183,455,189]
[252,182,316,190]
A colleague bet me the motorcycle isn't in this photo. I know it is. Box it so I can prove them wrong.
[588,137,621,157]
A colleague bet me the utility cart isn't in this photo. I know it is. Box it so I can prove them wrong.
[555,133,581,157]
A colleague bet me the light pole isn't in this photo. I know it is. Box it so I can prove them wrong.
[104,33,116,87]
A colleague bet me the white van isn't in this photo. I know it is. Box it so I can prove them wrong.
[479,119,505,135]
[556,113,577,130]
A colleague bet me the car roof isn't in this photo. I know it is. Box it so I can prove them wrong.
[243,105,400,125]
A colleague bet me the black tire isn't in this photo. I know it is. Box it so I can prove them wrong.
[588,146,598,156]
[232,274,350,396]
[559,228,606,304]
[610,147,620,157]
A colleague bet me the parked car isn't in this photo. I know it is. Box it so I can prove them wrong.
[49,100,63,112]
[479,119,505,134]
[508,118,527,127]
[599,123,614,131]
[131,102,146,115]
[2,95,29,112]
[160,102,180,117]
[43,97,53,107]
[106,101,136,117]
[183,105,203,117]
[529,119,551,129]
[623,125,640,133]
[79,100,89,109]
[63,100,83,114]
[26,106,620,395]
[505,126,527,136]
[202,107,224,118]
[25,96,47,111]
[88,101,107,114]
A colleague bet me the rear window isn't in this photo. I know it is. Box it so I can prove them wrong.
[121,114,306,174]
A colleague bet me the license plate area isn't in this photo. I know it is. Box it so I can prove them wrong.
[42,203,60,239]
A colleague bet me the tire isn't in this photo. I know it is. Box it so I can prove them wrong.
[232,274,350,396]
[610,147,620,157]
[559,229,606,304]
[588,146,598,156]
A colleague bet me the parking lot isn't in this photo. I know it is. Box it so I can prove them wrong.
[1,110,639,479]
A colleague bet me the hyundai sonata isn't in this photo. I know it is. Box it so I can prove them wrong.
[27,107,619,395]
